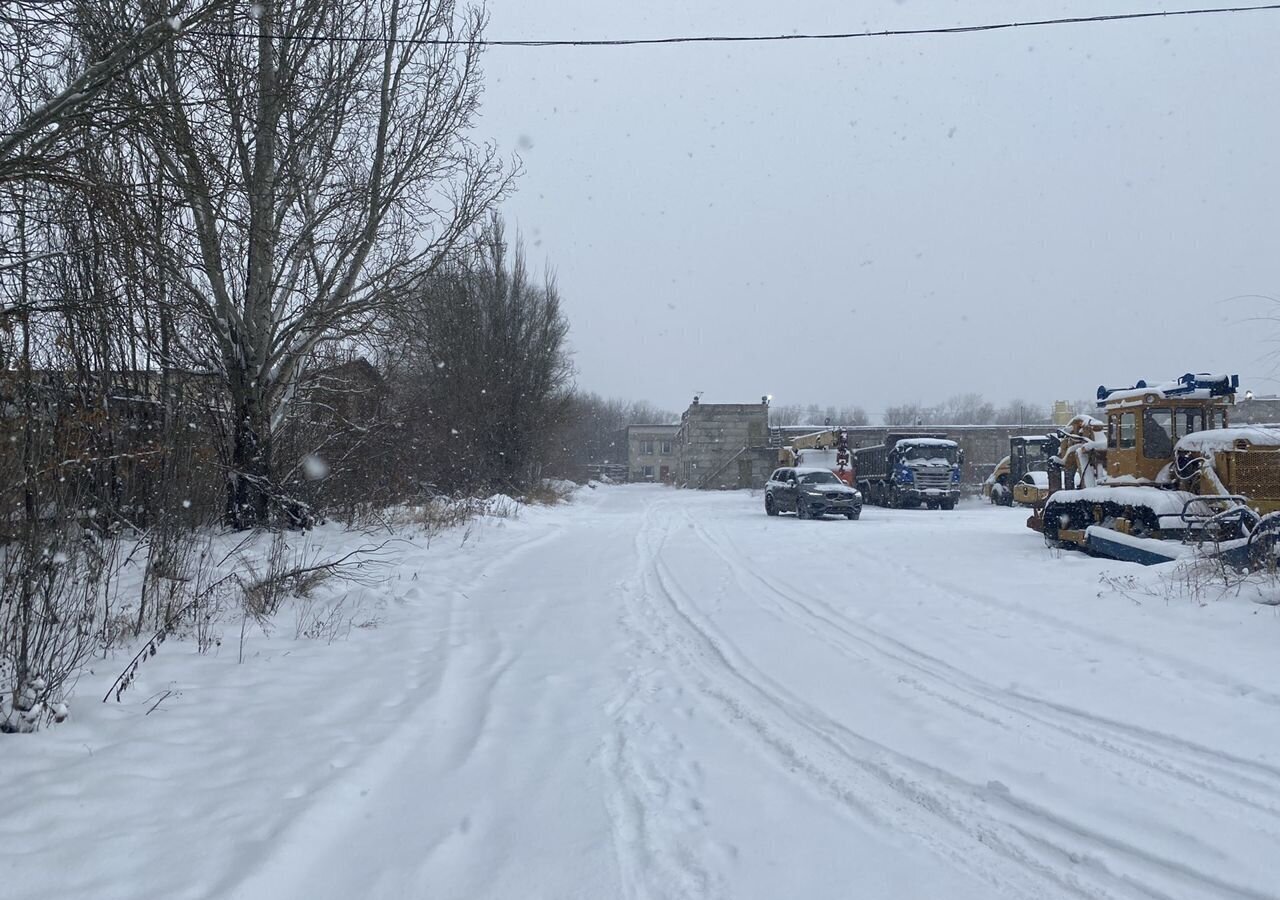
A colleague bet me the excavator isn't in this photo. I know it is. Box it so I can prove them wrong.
[779,428,855,486]
[1034,373,1280,565]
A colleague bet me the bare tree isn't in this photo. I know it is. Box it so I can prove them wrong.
[936,392,995,425]
[0,0,238,186]
[770,403,868,427]
[994,398,1049,425]
[385,215,572,492]
[92,0,508,525]
[883,402,932,427]
[556,393,676,471]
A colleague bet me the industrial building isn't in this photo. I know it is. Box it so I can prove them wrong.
[625,424,680,482]
[674,398,777,489]
[625,397,776,490]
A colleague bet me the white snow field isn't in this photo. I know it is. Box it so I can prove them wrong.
[6,485,1280,900]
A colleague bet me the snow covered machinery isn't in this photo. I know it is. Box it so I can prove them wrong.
[1039,373,1280,565]
[984,435,1056,507]
[854,433,963,509]
[779,428,856,487]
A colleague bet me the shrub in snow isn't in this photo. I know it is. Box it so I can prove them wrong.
[1,526,121,732]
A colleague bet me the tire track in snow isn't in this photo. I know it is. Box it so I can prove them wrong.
[621,501,1105,900]
[829,521,1280,807]
[691,512,1280,820]
[681,510,1280,900]
[222,521,569,900]
[600,502,727,900]
[858,530,1280,710]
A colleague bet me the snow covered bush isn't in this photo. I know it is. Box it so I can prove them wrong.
[522,479,578,506]
[1100,548,1280,608]
[0,525,122,732]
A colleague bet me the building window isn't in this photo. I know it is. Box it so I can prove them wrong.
[643,465,655,480]
[661,441,673,455]
[640,440,654,454]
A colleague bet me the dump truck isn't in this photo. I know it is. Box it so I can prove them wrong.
[1037,373,1280,565]
[854,433,963,509]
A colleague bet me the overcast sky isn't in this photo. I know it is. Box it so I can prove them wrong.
[475,1,1280,418]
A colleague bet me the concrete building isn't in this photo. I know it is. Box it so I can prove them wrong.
[675,399,776,489]
[626,424,680,482]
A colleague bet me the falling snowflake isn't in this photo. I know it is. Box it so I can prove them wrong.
[302,454,330,480]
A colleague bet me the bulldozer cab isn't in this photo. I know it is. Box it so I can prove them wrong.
[1097,375,1235,483]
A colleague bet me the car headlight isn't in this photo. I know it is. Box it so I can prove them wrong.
[805,490,824,497]
[853,491,862,501]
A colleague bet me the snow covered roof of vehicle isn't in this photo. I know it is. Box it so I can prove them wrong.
[893,437,957,449]
[1175,426,1280,454]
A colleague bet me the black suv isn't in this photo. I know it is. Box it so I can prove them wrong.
[765,467,863,520]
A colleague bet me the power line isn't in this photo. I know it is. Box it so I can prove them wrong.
[190,3,1280,48]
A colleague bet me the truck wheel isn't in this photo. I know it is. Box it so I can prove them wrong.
[765,494,778,516]
[889,486,901,509]
[941,499,955,511]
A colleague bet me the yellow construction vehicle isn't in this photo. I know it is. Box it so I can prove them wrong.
[779,428,855,487]
[983,435,1056,506]
[1037,373,1280,565]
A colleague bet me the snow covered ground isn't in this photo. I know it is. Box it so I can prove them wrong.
[6,486,1280,900]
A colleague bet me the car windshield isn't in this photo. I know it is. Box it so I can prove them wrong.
[799,472,839,485]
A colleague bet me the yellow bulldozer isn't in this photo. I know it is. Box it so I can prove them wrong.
[779,428,855,486]
[1035,373,1280,565]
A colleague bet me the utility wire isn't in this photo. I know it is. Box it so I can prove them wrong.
[190,3,1280,47]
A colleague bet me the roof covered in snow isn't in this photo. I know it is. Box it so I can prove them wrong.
[893,437,957,450]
